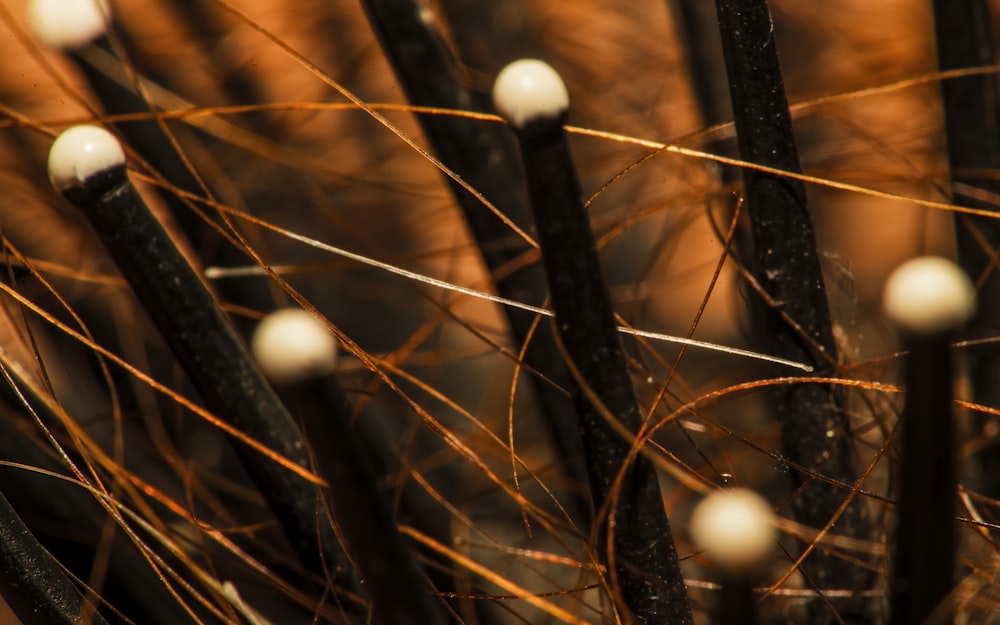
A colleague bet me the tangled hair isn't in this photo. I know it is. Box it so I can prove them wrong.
[0,1,994,624]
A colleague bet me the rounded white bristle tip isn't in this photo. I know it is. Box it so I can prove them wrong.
[883,256,975,335]
[492,59,569,129]
[28,0,110,49]
[690,488,775,573]
[251,309,339,385]
[48,125,126,193]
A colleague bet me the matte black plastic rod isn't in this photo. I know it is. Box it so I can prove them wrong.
[357,0,591,522]
[0,488,112,625]
[251,309,445,625]
[713,0,874,620]
[931,0,1000,500]
[0,447,222,625]
[690,488,775,625]
[28,0,275,328]
[29,2,207,241]
[883,257,975,625]
[494,59,693,625]
[0,351,225,625]
[46,125,346,585]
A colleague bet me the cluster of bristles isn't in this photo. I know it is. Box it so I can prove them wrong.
[0,1,987,624]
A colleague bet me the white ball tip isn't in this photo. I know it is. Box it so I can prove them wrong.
[492,59,569,129]
[883,256,975,335]
[251,309,339,385]
[690,488,775,573]
[48,125,126,193]
[28,0,109,49]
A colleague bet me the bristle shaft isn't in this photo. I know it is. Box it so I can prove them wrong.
[57,163,350,587]
[715,1,874,619]
[509,110,694,625]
